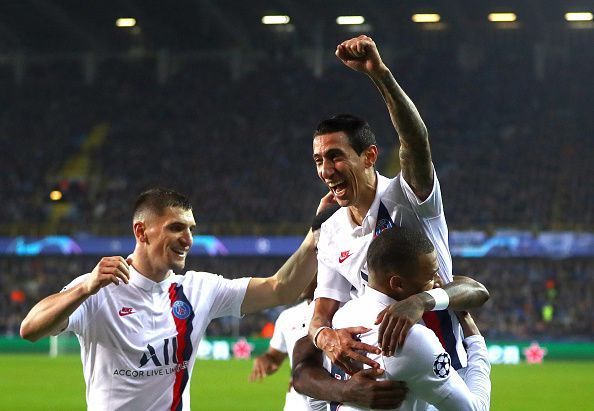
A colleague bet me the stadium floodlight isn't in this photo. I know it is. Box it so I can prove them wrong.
[336,16,365,25]
[261,15,290,25]
[116,18,137,27]
[488,13,517,22]
[565,12,593,22]
[412,14,441,23]
[49,190,63,201]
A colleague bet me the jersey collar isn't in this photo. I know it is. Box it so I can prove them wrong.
[349,172,391,233]
[129,265,175,293]
[361,285,397,307]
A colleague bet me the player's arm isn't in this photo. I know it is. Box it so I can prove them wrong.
[309,297,381,373]
[241,193,337,314]
[292,336,408,409]
[20,256,130,342]
[336,35,432,200]
[413,313,491,411]
[376,276,489,354]
[249,347,288,382]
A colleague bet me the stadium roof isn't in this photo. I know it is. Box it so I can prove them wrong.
[0,0,592,53]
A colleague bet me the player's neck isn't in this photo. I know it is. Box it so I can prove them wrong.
[130,251,170,283]
[348,173,377,226]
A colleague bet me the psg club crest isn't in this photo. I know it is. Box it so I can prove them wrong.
[172,301,191,320]
[433,352,451,378]
[374,219,393,237]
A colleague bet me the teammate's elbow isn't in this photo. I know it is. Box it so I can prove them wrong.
[474,281,490,306]
[20,319,41,342]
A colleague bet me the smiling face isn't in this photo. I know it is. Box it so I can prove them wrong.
[135,206,196,278]
[313,132,377,209]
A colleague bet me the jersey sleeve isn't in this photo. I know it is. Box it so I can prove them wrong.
[313,258,352,303]
[384,326,489,411]
[269,309,288,353]
[208,275,251,319]
[399,167,443,219]
[61,274,93,335]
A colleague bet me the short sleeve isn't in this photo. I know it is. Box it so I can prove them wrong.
[208,276,251,319]
[313,258,352,303]
[61,274,91,335]
[269,310,288,353]
[399,167,443,219]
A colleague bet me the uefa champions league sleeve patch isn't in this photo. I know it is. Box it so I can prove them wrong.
[433,352,451,378]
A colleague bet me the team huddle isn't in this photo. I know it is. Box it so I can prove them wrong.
[21,36,492,410]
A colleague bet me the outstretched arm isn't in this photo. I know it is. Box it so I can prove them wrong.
[336,35,432,200]
[376,276,489,354]
[292,336,408,409]
[241,193,337,314]
[20,256,130,342]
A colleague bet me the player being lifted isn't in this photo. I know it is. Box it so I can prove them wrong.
[309,35,489,375]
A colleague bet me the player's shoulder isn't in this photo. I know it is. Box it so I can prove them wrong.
[401,324,447,363]
[174,270,230,287]
[320,206,349,233]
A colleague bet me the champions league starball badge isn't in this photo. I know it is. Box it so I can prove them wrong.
[433,352,451,378]
[172,301,191,320]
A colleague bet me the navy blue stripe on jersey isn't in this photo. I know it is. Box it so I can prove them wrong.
[374,201,395,238]
[329,363,349,411]
[423,311,462,370]
[360,270,369,282]
[168,284,195,411]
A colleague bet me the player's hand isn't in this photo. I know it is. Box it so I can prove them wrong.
[335,35,386,75]
[248,354,280,382]
[375,294,425,355]
[455,311,481,338]
[85,256,130,295]
[316,327,381,374]
[343,368,408,409]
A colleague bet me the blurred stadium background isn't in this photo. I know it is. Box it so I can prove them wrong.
[0,0,593,409]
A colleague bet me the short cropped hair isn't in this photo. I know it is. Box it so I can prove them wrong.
[314,114,376,155]
[367,227,435,278]
[133,188,192,221]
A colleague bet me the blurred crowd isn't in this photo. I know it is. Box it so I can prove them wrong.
[1,255,592,341]
[1,39,592,236]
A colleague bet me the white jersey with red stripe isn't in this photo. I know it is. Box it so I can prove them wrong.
[325,287,491,411]
[61,265,250,411]
[314,169,467,369]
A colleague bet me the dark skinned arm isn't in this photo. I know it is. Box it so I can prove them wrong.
[375,276,490,355]
[292,336,408,409]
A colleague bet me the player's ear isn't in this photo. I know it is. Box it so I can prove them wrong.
[362,145,378,168]
[133,221,148,243]
[388,275,404,294]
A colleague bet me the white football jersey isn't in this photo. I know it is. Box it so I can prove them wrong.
[269,300,319,411]
[314,170,466,369]
[62,266,250,411]
[327,288,491,411]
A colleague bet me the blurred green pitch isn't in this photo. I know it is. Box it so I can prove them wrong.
[1,355,592,410]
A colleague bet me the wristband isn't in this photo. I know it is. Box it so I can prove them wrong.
[312,326,332,349]
[424,288,449,311]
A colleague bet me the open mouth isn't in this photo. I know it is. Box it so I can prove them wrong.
[171,248,188,258]
[328,180,347,197]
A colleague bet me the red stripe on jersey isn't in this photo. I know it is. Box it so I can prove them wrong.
[168,284,193,411]
[422,311,446,348]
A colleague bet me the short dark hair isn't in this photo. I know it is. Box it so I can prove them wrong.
[314,114,376,155]
[367,227,435,278]
[133,188,192,220]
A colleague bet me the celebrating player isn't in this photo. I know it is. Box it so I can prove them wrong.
[309,35,489,374]
[20,188,349,410]
[294,227,491,410]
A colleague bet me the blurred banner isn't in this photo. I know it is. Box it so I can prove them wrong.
[5,336,594,362]
[1,231,594,258]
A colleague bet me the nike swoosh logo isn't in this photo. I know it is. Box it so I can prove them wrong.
[118,309,136,317]
[338,253,353,263]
